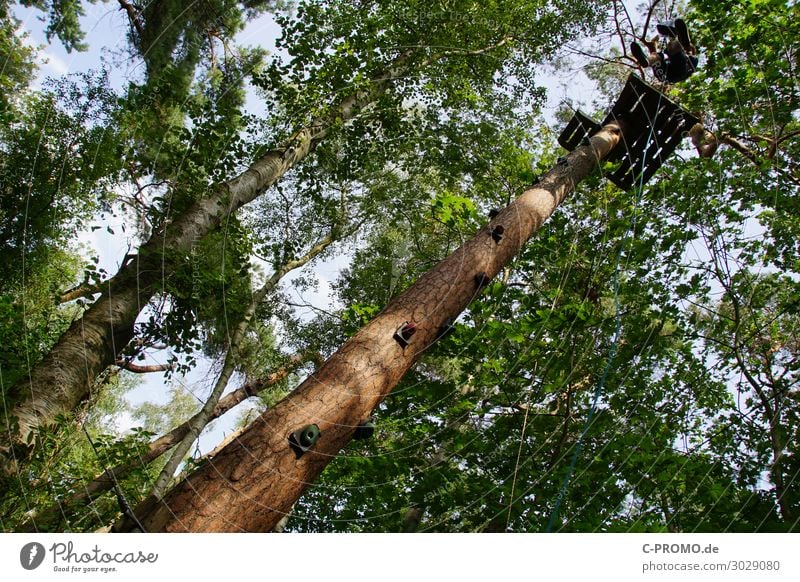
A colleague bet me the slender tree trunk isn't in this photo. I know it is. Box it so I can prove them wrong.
[0,54,410,470]
[768,412,791,522]
[273,505,294,532]
[120,121,623,532]
[147,322,250,500]
[764,369,791,522]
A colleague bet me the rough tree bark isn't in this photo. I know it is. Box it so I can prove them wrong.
[119,121,624,532]
[0,53,411,469]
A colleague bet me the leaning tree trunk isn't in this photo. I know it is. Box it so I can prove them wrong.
[119,121,624,532]
[0,53,411,471]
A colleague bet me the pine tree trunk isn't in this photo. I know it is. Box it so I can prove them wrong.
[122,122,623,532]
[0,54,410,469]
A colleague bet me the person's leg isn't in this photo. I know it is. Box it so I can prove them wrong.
[673,18,694,53]
[656,19,677,38]
[631,41,650,67]
[664,38,683,57]
[643,36,659,53]
[651,52,667,82]
[631,41,663,67]
[664,44,691,83]
[631,41,667,81]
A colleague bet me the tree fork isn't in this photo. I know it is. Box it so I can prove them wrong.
[120,121,624,532]
[1,261,160,474]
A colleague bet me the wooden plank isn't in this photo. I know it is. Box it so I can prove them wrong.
[558,110,600,151]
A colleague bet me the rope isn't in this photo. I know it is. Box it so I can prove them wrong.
[545,87,665,532]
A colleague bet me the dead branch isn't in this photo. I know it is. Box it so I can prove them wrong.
[115,360,174,374]
[59,282,103,304]
[117,0,144,38]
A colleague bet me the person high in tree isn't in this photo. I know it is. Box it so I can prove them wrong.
[631,18,699,84]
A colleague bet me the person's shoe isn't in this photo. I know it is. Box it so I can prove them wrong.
[673,18,693,51]
[656,19,678,38]
[631,42,649,67]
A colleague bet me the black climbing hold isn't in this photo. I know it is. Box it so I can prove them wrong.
[353,418,375,440]
[475,272,491,289]
[394,321,417,348]
[490,224,504,243]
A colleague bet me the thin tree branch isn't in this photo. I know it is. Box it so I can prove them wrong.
[147,224,346,499]
[641,0,664,41]
[612,1,629,59]
[423,35,516,64]
[563,45,626,67]
[115,360,174,374]
[59,282,103,304]
[720,132,763,166]
[720,132,800,185]
[117,0,144,38]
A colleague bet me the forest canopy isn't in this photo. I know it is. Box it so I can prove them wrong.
[0,0,798,532]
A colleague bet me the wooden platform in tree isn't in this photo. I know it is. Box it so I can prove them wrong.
[558,74,699,190]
